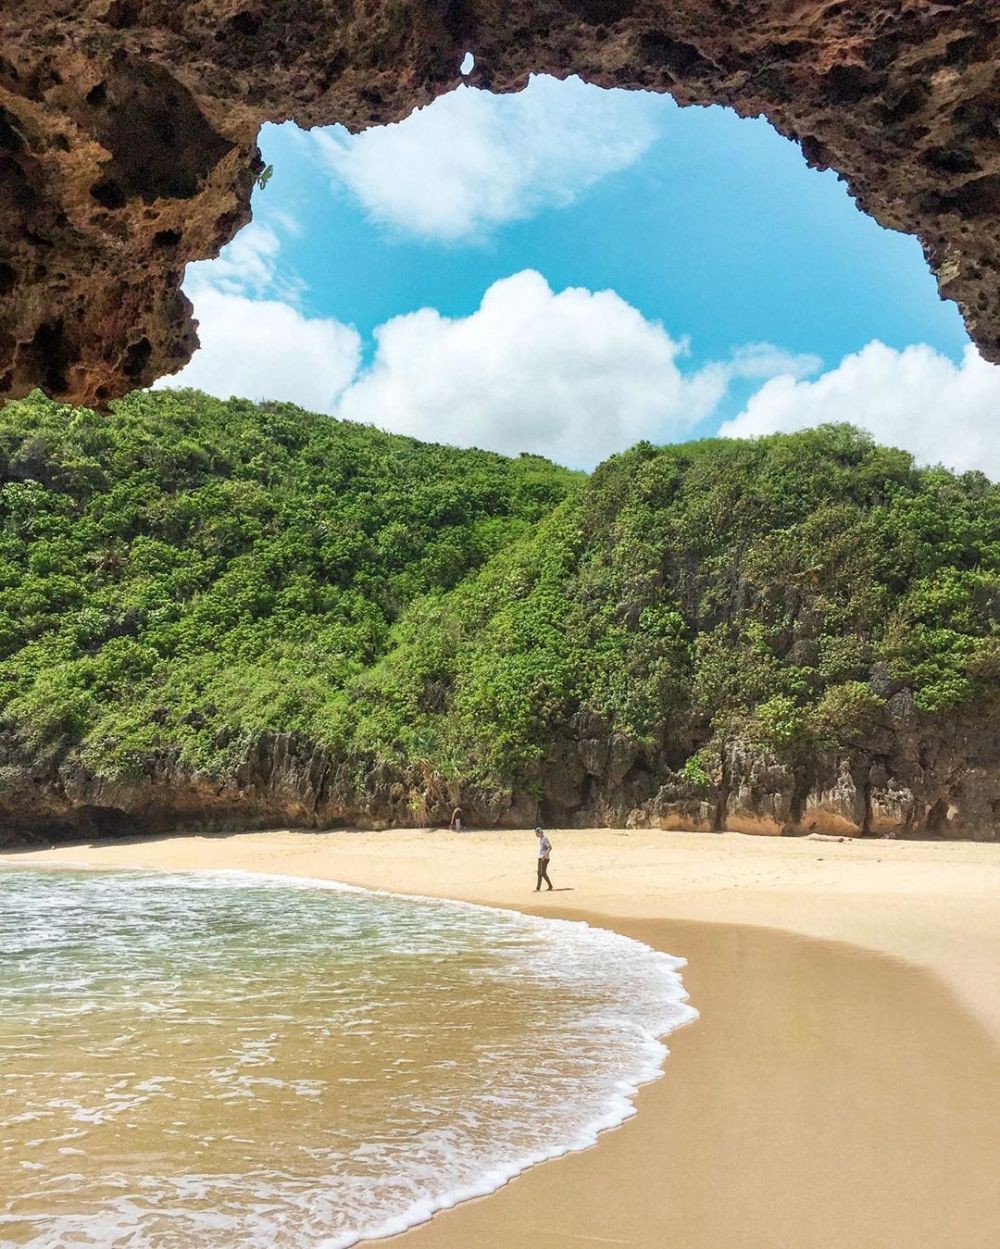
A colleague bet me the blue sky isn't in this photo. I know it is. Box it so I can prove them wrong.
[162,75,1000,472]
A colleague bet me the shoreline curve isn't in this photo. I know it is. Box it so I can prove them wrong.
[5,827,1000,1249]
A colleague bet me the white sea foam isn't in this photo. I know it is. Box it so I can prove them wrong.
[0,865,696,1248]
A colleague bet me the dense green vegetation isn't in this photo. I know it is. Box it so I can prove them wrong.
[356,423,1000,783]
[2,390,999,801]
[0,390,579,781]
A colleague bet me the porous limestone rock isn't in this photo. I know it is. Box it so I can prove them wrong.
[5,714,1000,842]
[0,1,998,406]
[721,738,797,834]
[801,756,867,836]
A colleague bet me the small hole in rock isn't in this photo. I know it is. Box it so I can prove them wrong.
[229,10,262,37]
[102,0,139,28]
[460,51,475,75]
[153,228,182,247]
[85,82,107,107]
[90,178,127,210]
[0,112,25,152]
[122,337,152,379]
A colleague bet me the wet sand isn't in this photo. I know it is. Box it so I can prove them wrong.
[8,827,1000,1249]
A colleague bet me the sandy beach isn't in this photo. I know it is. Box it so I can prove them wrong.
[7,827,1000,1249]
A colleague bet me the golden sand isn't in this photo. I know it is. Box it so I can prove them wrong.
[8,827,1000,1249]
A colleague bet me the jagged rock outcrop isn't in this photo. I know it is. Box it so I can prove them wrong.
[0,729,539,845]
[1,1,998,405]
[4,702,1000,844]
[638,721,1000,842]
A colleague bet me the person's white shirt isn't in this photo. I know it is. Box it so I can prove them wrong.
[538,835,552,858]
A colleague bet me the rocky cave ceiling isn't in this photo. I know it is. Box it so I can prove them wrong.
[0,0,997,408]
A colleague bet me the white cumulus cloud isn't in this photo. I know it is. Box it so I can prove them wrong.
[156,288,361,414]
[160,211,360,411]
[719,341,1000,475]
[165,239,823,466]
[337,270,755,465]
[188,221,282,297]
[177,211,981,473]
[182,219,306,306]
[309,75,661,242]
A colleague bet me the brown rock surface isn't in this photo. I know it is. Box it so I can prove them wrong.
[7,706,1000,844]
[1,2,999,406]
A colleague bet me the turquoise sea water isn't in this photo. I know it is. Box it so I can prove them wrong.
[0,868,695,1247]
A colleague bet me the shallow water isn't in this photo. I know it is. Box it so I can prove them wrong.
[0,868,695,1248]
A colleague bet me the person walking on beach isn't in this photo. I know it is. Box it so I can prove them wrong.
[535,825,553,891]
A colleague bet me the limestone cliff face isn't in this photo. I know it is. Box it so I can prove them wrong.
[3,701,998,843]
[0,728,534,845]
[536,702,1000,840]
[1,1,999,406]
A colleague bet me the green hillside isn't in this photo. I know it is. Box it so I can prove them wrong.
[350,421,1000,792]
[2,389,999,838]
[0,390,579,781]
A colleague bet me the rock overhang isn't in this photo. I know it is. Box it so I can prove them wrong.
[0,0,998,407]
